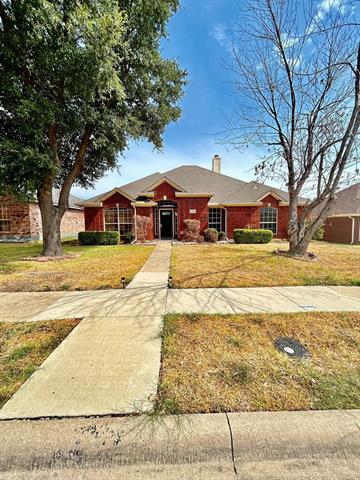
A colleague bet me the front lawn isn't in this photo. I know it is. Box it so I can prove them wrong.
[0,319,80,407]
[0,240,154,291]
[171,241,360,288]
[158,312,360,414]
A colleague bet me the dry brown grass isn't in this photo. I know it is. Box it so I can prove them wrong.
[0,241,154,292]
[0,319,80,407]
[171,241,360,288]
[159,312,360,413]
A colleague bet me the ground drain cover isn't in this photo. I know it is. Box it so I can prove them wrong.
[274,337,310,359]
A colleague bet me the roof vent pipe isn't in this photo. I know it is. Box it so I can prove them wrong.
[212,155,221,174]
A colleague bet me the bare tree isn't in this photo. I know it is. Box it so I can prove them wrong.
[223,0,360,256]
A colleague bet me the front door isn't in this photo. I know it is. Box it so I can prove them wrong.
[160,210,173,238]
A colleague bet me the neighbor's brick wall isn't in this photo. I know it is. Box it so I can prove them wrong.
[60,209,85,237]
[0,196,33,242]
[324,217,353,244]
[29,203,42,239]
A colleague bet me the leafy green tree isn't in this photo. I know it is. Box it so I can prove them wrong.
[0,0,185,255]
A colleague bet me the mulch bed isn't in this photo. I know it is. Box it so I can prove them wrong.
[274,249,318,261]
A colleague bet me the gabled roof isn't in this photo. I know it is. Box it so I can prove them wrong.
[79,165,307,206]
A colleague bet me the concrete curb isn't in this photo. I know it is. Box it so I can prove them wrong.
[0,410,359,479]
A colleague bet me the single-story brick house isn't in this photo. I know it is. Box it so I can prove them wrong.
[0,190,84,242]
[323,183,360,244]
[79,156,307,241]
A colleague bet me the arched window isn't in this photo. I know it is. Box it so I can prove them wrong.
[260,207,277,234]
[104,207,133,238]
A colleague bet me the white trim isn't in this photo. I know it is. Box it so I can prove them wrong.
[328,213,360,218]
[131,201,157,207]
[138,192,155,198]
[175,192,213,198]
[222,202,263,207]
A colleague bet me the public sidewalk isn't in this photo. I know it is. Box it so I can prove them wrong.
[0,285,359,322]
[0,243,172,420]
[1,409,359,479]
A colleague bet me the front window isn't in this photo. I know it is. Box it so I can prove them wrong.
[104,206,133,238]
[208,208,225,232]
[0,203,10,232]
[260,206,277,234]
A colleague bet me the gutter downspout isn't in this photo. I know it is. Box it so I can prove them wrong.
[350,216,355,244]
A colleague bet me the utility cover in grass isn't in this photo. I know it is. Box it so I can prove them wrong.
[274,337,310,359]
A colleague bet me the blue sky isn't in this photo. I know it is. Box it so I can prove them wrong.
[73,0,259,198]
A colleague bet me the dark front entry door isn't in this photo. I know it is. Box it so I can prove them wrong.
[160,210,173,238]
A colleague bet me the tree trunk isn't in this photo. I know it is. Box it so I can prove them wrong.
[38,186,65,257]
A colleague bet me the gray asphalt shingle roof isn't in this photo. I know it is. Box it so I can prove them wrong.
[80,165,307,206]
[328,183,360,216]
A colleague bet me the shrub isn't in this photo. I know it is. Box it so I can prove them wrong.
[78,231,119,245]
[233,229,273,244]
[123,232,135,244]
[218,231,227,241]
[312,225,324,241]
[136,215,151,242]
[183,218,200,242]
[204,228,218,242]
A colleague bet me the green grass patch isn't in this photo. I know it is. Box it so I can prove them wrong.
[0,319,80,407]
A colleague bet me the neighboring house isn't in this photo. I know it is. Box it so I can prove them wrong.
[323,183,360,244]
[79,155,307,241]
[0,190,84,242]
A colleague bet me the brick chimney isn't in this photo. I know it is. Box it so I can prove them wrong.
[212,154,221,173]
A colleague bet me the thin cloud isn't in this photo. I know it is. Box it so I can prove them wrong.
[210,23,233,53]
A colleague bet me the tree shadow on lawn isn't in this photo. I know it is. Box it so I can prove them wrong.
[175,253,271,288]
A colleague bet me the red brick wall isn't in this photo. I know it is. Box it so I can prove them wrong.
[153,182,178,201]
[226,206,259,238]
[84,207,104,231]
[177,197,210,239]
[84,192,132,232]
[135,206,154,240]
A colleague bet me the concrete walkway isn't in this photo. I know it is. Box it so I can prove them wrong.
[1,409,359,479]
[0,243,172,420]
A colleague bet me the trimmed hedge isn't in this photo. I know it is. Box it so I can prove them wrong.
[78,231,120,245]
[218,231,227,241]
[233,229,273,244]
[204,228,218,242]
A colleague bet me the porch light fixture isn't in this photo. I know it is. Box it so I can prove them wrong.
[274,337,310,359]
[168,276,173,288]
[121,276,126,289]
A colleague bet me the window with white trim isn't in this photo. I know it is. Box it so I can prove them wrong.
[260,206,277,234]
[208,208,224,232]
[104,207,133,237]
[0,203,10,232]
